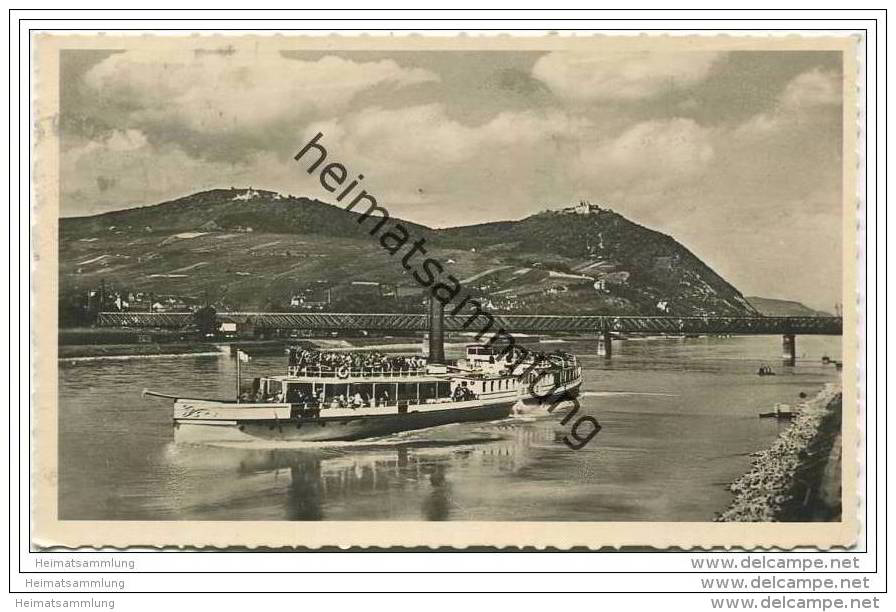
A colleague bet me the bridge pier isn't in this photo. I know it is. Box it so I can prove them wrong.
[427,295,445,364]
[782,333,796,365]
[597,331,612,358]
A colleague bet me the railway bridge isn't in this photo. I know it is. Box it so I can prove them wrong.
[96,311,842,362]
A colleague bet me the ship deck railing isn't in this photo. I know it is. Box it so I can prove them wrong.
[249,396,471,410]
[505,357,578,368]
[286,366,431,378]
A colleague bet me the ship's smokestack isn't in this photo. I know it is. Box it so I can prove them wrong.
[427,294,445,364]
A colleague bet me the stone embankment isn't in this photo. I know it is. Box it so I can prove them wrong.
[716,384,842,522]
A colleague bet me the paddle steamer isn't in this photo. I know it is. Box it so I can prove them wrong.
[146,301,582,443]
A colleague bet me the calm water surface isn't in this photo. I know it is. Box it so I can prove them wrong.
[58,335,841,521]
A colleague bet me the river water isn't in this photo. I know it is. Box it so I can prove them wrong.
[58,335,841,521]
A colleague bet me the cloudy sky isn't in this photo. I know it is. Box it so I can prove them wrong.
[59,44,844,310]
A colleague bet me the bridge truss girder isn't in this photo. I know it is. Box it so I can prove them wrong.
[96,312,843,336]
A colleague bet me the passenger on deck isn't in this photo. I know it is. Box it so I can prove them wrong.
[288,348,429,375]
[454,382,474,401]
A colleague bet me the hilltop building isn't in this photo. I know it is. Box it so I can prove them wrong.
[563,200,604,215]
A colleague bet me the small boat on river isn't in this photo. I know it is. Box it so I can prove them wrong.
[758,410,796,420]
[758,403,797,419]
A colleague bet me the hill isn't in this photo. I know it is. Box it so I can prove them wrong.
[437,202,757,317]
[62,187,432,238]
[746,296,833,317]
[59,190,759,318]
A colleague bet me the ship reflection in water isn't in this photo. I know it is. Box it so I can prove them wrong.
[162,425,547,521]
[58,335,842,522]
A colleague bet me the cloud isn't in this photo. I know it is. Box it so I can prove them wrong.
[531,51,722,101]
[295,106,723,229]
[82,49,438,135]
[61,128,304,216]
[736,67,842,137]
[303,104,590,176]
[65,128,149,164]
[100,128,148,151]
[62,135,220,214]
[575,118,714,192]
[780,68,841,109]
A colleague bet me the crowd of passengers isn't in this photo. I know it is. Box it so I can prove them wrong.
[500,347,576,367]
[246,387,394,409]
[243,384,473,408]
[287,348,428,373]
[286,347,576,375]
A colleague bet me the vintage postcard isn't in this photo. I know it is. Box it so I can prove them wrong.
[32,33,860,549]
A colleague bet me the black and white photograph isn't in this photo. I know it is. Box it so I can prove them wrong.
[32,33,859,549]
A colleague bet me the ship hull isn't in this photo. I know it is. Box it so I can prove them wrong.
[174,399,516,444]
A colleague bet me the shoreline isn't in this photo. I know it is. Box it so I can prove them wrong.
[58,343,224,362]
[716,383,842,522]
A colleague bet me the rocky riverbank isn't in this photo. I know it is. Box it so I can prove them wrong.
[716,384,842,522]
